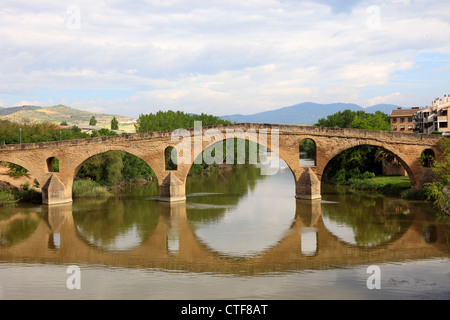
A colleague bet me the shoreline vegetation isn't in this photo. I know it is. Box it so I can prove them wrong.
[328,173,428,200]
[0,186,42,206]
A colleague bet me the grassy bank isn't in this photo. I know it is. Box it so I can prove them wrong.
[72,180,112,198]
[346,175,431,200]
[348,175,410,193]
[0,188,42,206]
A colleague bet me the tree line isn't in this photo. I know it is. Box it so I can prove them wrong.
[134,110,230,132]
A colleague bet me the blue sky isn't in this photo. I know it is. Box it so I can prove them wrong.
[1,0,449,118]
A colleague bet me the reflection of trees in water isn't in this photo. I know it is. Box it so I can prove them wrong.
[72,198,160,249]
[186,164,266,223]
[0,211,41,246]
[73,165,267,243]
[321,187,412,247]
[115,180,160,198]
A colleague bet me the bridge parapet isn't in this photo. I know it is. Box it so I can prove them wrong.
[0,124,441,152]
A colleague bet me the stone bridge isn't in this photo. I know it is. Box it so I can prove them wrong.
[0,123,443,205]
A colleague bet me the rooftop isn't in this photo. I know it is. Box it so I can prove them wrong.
[390,107,422,117]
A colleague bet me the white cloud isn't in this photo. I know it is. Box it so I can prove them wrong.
[365,92,405,106]
[1,0,450,115]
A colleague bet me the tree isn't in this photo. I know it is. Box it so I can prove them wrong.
[89,116,97,126]
[60,121,68,126]
[316,110,391,183]
[315,110,390,131]
[425,138,450,215]
[315,109,356,128]
[111,117,119,130]
[91,128,117,138]
[135,110,230,133]
[351,111,391,131]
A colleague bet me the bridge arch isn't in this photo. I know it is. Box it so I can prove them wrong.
[319,141,423,189]
[299,138,316,167]
[420,148,436,167]
[183,135,297,186]
[165,146,178,171]
[46,157,60,173]
[72,149,160,188]
[0,158,43,191]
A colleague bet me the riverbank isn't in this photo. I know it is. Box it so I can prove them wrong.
[72,180,113,198]
[347,175,410,193]
[0,188,42,206]
[340,175,429,200]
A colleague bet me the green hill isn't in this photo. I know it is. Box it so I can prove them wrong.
[0,105,137,132]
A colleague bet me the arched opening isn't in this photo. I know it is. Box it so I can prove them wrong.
[71,150,161,250]
[299,138,316,167]
[0,161,42,206]
[185,137,297,258]
[165,146,177,171]
[46,157,60,173]
[74,150,158,197]
[322,145,411,189]
[421,149,435,167]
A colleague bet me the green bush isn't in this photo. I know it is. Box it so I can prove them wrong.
[0,190,18,206]
[348,178,378,191]
[361,171,376,180]
[72,180,111,198]
[0,189,41,206]
[400,188,429,200]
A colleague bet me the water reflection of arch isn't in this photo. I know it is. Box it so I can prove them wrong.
[72,197,161,252]
[0,208,42,247]
[1,199,448,275]
[320,195,416,249]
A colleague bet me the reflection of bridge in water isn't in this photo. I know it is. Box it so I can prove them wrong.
[0,200,448,275]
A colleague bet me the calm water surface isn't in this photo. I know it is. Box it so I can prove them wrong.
[0,163,449,300]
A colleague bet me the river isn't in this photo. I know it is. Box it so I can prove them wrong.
[0,162,449,300]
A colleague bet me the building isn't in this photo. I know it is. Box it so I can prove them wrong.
[61,125,125,135]
[413,107,435,134]
[413,95,450,135]
[388,94,450,135]
[390,107,421,133]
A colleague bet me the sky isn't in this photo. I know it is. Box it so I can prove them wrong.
[1,0,450,118]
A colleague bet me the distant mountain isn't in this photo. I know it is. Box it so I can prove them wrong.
[220,102,403,125]
[0,105,41,117]
[0,105,137,132]
[364,104,406,114]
